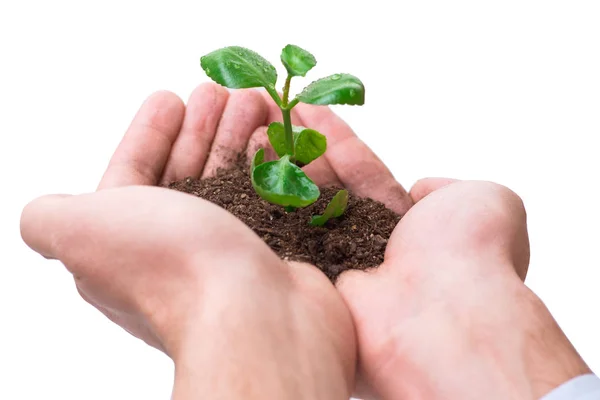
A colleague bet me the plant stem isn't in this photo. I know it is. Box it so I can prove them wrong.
[281,108,294,158]
[287,97,300,109]
[282,75,292,106]
[265,85,282,107]
[281,74,295,158]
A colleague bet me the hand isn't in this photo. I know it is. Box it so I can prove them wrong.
[71,83,588,398]
[337,179,591,399]
[20,187,356,399]
[21,83,360,398]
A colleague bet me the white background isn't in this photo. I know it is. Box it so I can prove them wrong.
[1,1,599,398]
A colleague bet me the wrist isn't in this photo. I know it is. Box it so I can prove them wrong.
[171,318,353,400]
[514,284,591,398]
[363,260,589,400]
[169,257,354,400]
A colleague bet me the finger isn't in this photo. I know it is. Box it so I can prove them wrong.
[202,90,269,177]
[245,126,278,164]
[98,91,185,189]
[409,177,459,203]
[20,194,71,259]
[161,83,229,184]
[300,156,343,188]
[295,104,411,214]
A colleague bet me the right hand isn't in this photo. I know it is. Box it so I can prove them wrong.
[337,179,591,399]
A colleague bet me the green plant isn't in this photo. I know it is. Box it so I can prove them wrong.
[200,44,364,225]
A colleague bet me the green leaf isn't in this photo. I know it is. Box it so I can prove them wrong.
[266,122,304,157]
[266,122,289,158]
[267,123,327,165]
[281,44,317,77]
[252,155,320,208]
[297,73,365,105]
[200,46,277,89]
[294,128,326,165]
[310,189,349,226]
[250,148,265,176]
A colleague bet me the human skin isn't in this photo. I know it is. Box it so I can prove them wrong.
[22,83,591,399]
[20,187,356,400]
[21,83,362,400]
[339,178,591,399]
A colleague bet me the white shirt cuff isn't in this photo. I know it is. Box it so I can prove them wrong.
[541,374,600,400]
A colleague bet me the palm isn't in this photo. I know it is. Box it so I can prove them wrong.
[42,187,275,354]
[334,178,532,397]
[21,184,356,375]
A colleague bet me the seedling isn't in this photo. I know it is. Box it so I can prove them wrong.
[201,44,364,225]
[310,189,349,226]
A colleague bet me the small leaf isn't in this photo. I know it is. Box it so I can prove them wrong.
[266,122,288,158]
[252,155,320,208]
[201,46,277,89]
[310,189,349,226]
[294,128,326,165]
[250,148,265,176]
[281,44,317,77]
[267,123,326,165]
[297,73,365,105]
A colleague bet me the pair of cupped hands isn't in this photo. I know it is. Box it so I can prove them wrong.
[21,84,589,399]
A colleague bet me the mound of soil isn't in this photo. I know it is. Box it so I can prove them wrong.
[168,162,401,282]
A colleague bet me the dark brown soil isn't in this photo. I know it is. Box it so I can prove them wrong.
[168,162,401,282]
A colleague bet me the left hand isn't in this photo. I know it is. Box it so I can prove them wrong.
[21,83,362,398]
[20,186,357,399]
[94,83,415,395]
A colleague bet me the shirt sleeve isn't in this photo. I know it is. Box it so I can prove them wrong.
[541,374,600,400]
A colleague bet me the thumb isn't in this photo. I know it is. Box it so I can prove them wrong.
[409,177,459,203]
[20,194,72,260]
